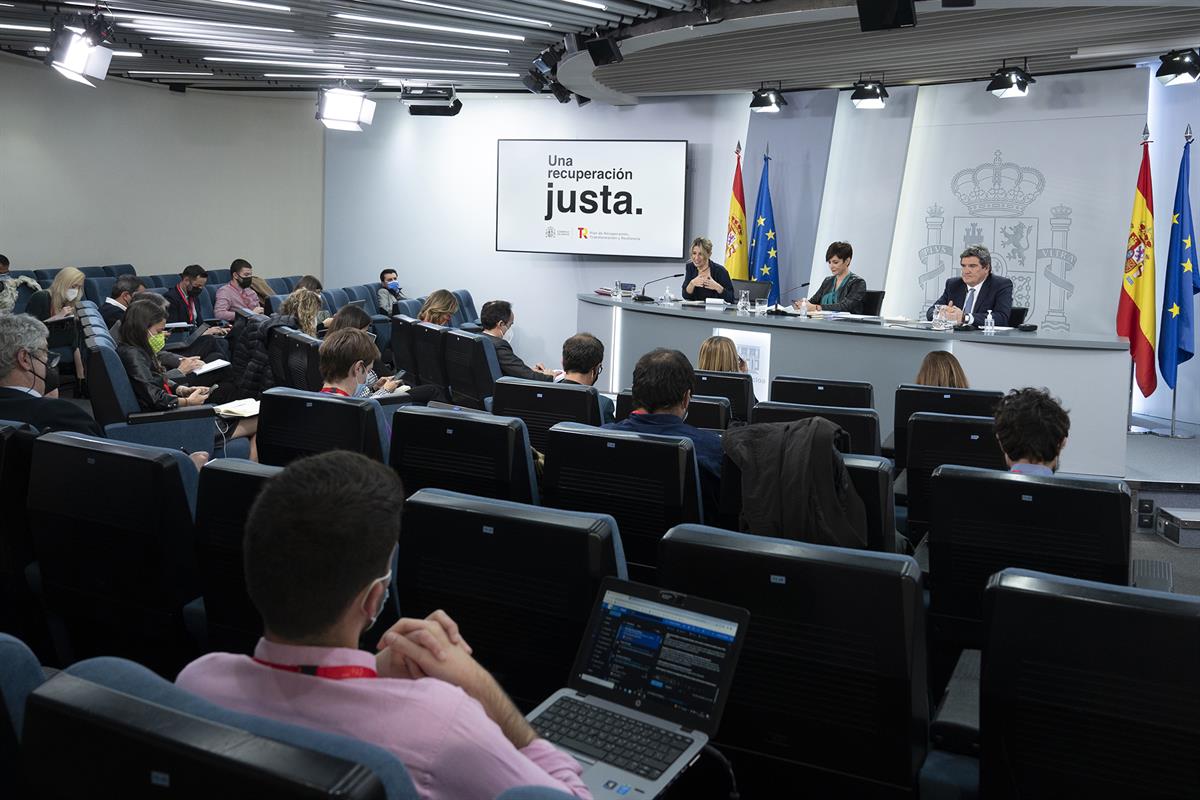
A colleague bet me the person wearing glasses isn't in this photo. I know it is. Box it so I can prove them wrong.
[557,332,614,424]
[926,244,1013,327]
[0,314,102,435]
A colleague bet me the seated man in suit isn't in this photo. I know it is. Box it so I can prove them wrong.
[100,274,146,328]
[604,348,721,517]
[993,387,1070,475]
[0,313,102,435]
[480,300,555,382]
[557,332,615,424]
[176,450,590,800]
[926,244,1013,326]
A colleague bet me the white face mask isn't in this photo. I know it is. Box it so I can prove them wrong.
[65,288,80,301]
[502,322,515,342]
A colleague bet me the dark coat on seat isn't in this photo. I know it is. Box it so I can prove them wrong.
[231,314,295,399]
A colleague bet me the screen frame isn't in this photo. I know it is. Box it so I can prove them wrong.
[494,138,689,259]
[567,576,750,735]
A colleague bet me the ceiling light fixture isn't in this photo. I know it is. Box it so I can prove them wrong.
[148,36,314,53]
[1156,48,1200,86]
[45,12,115,86]
[208,0,291,11]
[119,17,293,33]
[749,82,787,113]
[126,70,215,76]
[333,13,525,42]
[561,0,607,9]
[317,86,377,131]
[851,74,889,109]
[373,66,519,77]
[386,0,549,27]
[986,58,1035,98]
[340,50,507,67]
[331,32,509,54]
[204,57,346,69]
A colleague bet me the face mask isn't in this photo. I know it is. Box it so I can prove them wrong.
[65,288,80,302]
[365,571,392,629]
[239,275,254,289]
[187,284,203,297]
[148,332,166,354]
[386,280,401,292]
[30,352,59,395]
[502,322,515,342]
[353,364,369,397]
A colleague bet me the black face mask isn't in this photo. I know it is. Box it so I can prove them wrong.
[31,353,59,395]
[187,284,203,297]
[238,276,254,289]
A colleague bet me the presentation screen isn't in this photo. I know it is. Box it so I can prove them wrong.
[496,139,687,258]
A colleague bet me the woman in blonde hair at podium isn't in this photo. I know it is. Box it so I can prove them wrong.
[682,237,735,302]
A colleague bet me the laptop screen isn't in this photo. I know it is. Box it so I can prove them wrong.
[570,583,746,733]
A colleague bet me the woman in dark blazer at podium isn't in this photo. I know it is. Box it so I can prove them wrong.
[797,241,867,313]
[681,237,735,302]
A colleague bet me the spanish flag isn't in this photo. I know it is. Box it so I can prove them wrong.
[724,143,749,280]
[1118,136,1158,397]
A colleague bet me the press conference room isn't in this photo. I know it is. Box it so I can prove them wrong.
[3,0,1200,798]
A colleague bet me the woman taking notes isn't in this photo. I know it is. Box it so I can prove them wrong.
[682,237,735,302]
[796,241,867,313]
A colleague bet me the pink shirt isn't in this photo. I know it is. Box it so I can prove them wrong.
[213,282,261,321]
[176,639,591,800]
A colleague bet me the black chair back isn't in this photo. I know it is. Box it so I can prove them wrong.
[982,568,1200,798]
[906,412,1007,540]
[266,325,294,388]
[694,370,755,422]
[893,384,1002,469]
[1008,306,1028,326]
[390,315,420,385]
[659,525,927,792]
[751,401,881,455]
[26,433,199,672]
[23,673,388,799]
[389,406,538,504]
[491,377,601,453]
[929,466,1131,647]
[442,329,501,410]
[413,322,449,394]
[284,330,322,391]
[730,279,771,302]
[257,388,386,466]
[543,422,701,583]
[770,376,874,409]
[614,390,729,430]
[194,459,282,654]
[400,489,625,711]
[861,290,886,316]
[0,424,41,644]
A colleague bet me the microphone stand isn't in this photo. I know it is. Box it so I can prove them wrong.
[766,283,810,314]
[633,273,685,303]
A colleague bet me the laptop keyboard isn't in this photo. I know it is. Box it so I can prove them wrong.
[531,697,694,781]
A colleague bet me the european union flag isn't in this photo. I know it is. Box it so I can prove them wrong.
[748,155,780,305]
[1158,138,1199,390]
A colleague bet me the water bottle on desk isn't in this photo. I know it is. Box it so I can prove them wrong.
[799,298,810,318]
[984,309,996,335]
[737,289,750,316]
[612,279,622,303]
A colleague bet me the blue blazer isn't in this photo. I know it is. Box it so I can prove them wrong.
[926,274,1014,326]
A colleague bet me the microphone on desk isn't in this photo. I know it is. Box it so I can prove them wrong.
[766,283,811,314]
[633,273,686,303]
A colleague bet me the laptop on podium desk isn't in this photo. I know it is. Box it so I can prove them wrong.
[527,578,749,798]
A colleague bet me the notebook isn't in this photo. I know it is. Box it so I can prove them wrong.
[527,578,749,798]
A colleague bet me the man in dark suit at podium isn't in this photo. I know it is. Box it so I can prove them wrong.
[926,244,1013,326]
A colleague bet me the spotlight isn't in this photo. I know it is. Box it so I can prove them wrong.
[316,87,377,131]
[584,35,622,67]
[400,84,456,107]
[575,93,591,108]
[749,82,787,113]
[851,74,889,109]
[986,58,1035,99]
[407,99,463,117]
[533,46,560,76]
[521,68,548,93]
[1157,49,1200,86]
[45,13,114,86]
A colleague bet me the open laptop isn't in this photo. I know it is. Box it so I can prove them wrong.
[527,578,749,798]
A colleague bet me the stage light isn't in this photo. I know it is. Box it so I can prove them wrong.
[987,58,1035,98]
[1156,49,1200,86]
[45,13,115,86]
[749,83,787,113]
[521,68,548,93]
[548,80,572,104]
[851,75,889,109]
[584,35,622,67]
[316,87,377,131]
[533,46,560,76]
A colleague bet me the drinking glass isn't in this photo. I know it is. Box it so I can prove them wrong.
[754,298,768,315]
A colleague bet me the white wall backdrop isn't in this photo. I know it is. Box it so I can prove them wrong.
[884,69,1149,339]
[810,85,918,292]
[0,53,324,279]
[324,93,751,368]
[1139,71,1200,424]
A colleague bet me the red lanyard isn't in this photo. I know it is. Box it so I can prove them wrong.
[320,387,350,396]
[177,286,196,323]
[253,658,377,680]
